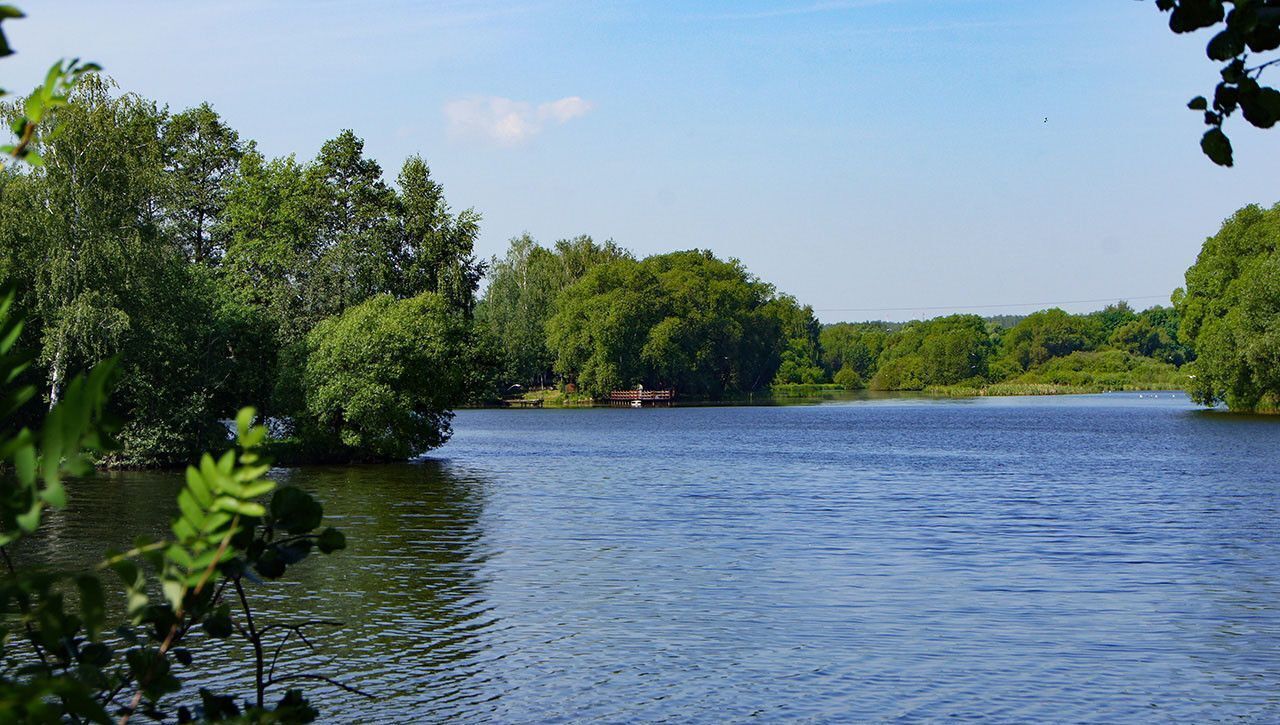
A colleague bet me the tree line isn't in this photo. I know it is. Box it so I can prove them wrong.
[2,78,1277,472]
[0,77,489,465]
[478,236,1198,398]
[480,203,1280,414]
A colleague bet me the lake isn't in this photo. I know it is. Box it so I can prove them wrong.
[17,392,1280,721]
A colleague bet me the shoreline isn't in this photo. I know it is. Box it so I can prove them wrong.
[474,384,1194,409]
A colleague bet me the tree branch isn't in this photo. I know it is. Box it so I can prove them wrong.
[266,673,376,699]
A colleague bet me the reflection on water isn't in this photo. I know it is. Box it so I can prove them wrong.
[11,392,1280,721]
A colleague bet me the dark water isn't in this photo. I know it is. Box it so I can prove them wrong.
[16,392,1280,722]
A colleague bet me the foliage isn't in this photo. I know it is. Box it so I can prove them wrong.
[1177,202,1280,410]
[1152,0,1280,166]
[868,314,991,389]
[767,295,826,386]
[0,76,487,464]
[161,103,243,264]
[546,249,811,398]
[818,323,889,380]
[1,278,350,721]
[3,406,351,722]
[1110,306,1193,365]
[998,308,1099,373]
[1010,349,1184,389]
[868,355,927,391]
[477,234,629,390]
[833,365,865,390]
[1085,301,1138,346]
[0,3,99,169]
[304,293,475,460]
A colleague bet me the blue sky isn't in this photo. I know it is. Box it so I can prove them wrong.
[8,1,1279,321]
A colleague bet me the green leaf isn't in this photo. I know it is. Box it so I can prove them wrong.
[185,465,213,508]
[162,579,185,610]
[1169,0,1225,34]
[317,527,346,554]
[254,548,287,579]
[110,559,141,587]
[216,448,235,475]
[1188,96,1208,111]
[177,489,206,532]
[273,689,318,722]
[233,500,266,517]
[241,479,275,499]
[1206,28,1245,60]
[39,476,65,507]
[23,92,42,124]
[1201,127,1234,166]
[202,604,233,639]
[200,688,241,718]
[235,407,255,441]
[172,517,196,541]
[13,440,34,485]
[165,545,194,569]
[242,425,267,448]
[77,574,106,640]
[270,486,323,534]
[16,502,41,532]
[1240,86,1280,129]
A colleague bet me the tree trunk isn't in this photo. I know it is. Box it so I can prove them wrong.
[48,343,65,410]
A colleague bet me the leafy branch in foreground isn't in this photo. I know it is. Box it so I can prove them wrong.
[0,4,99,165]
[99,408,353,723]
[1153,0,1280,166]
[0,282,351,722]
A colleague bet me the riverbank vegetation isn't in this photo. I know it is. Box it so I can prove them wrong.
[480,235,1201,406]
[0,75,1276,469]
[0,20,351,719]
[0,78,490,465]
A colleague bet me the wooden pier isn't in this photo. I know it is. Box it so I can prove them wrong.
[502,398,544,408]
[608,389,675,407]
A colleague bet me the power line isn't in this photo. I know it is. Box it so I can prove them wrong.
[813,294,1171,314]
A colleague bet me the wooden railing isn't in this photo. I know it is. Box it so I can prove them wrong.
[607,389,675,402]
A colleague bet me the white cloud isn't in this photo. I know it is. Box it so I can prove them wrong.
[537,96,594,124]
[444,95,595,145]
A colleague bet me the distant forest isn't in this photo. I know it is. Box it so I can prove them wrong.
[477,237,1192,399]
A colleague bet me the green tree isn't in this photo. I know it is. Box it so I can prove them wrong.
[396,154,483,314]
[479,234,631,389]
[160,102,243,263]
[869,355,926,391]
[1087,301,1138,346]
[0,78,252,464]
[546,249,788,398]
[221,151,317,337]
[0,13,353,715]
[833,364,865,390]
[868,314,991,389]
[306,130,399,320]
[1177,202,1280,410]
[998,308,1099,372]
[478,235,562,388]
[767,295,825,385]
[819,322,889,380]
[304,292,474,460]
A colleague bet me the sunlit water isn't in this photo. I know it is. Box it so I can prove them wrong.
[15,392,1280,721]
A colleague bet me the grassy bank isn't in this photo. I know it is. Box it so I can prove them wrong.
[769,383,851,396]
[504,388,597,407]
[926,381,1185,398]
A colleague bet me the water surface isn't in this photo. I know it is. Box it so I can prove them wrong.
[19,392,1280,721]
